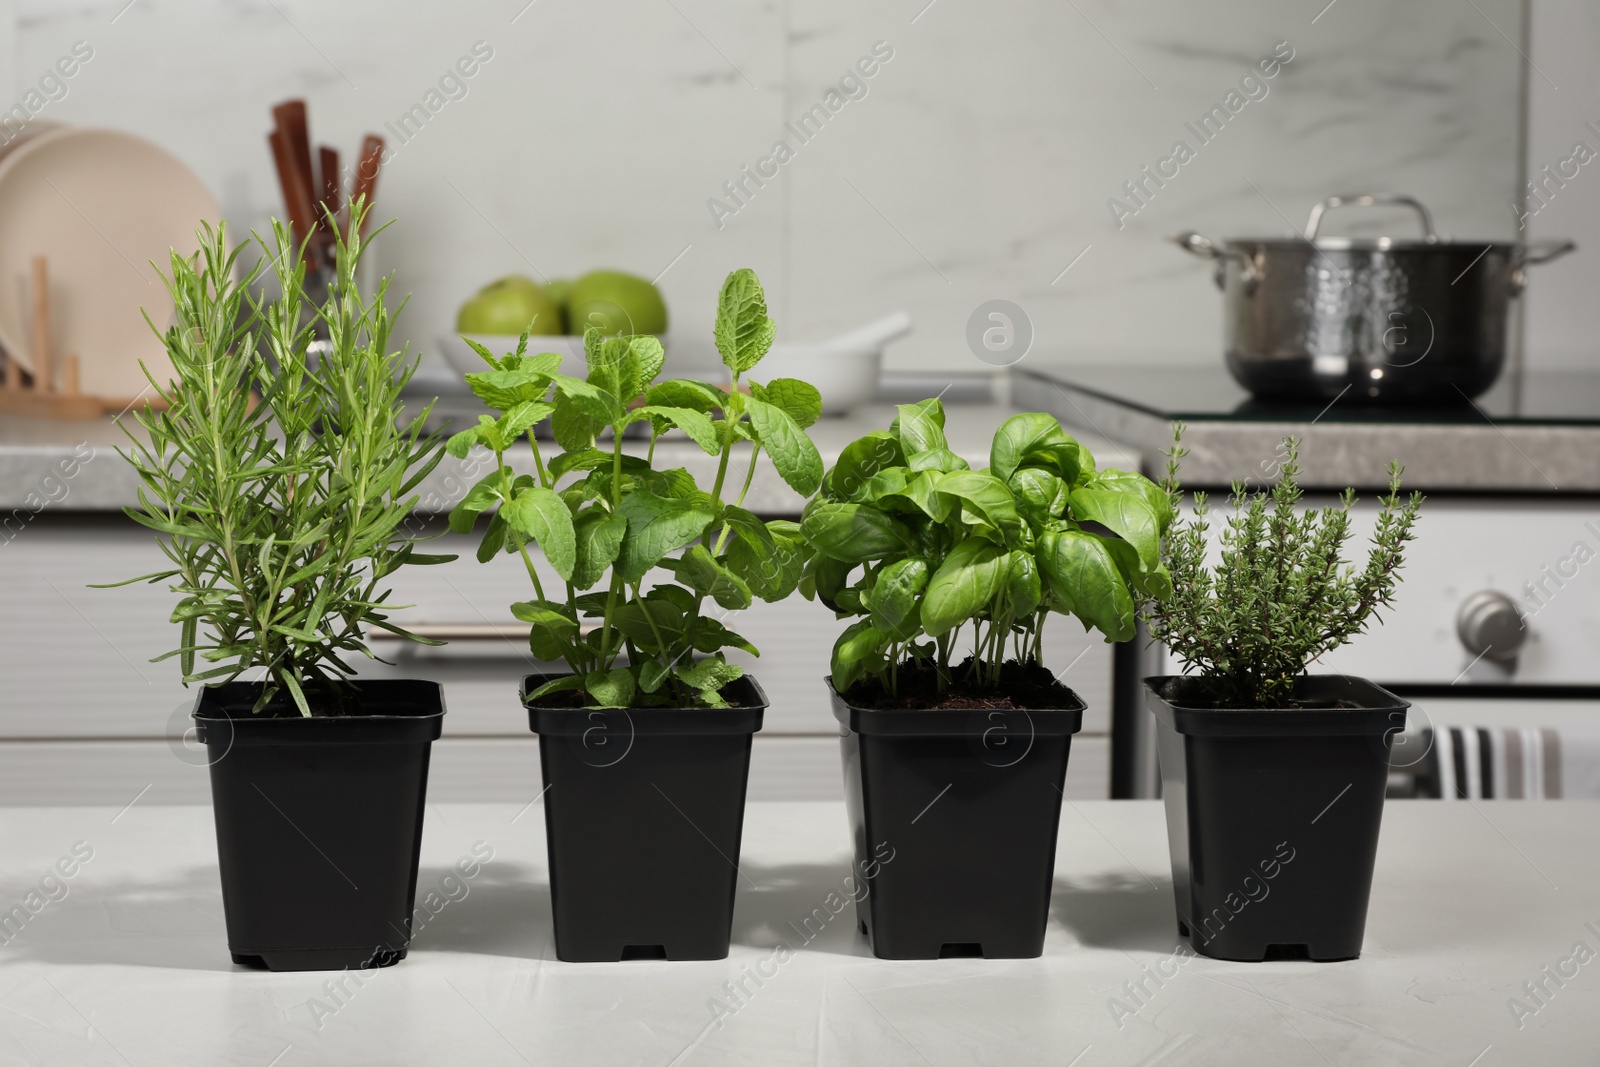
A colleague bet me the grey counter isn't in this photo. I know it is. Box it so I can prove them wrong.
[0,402,1133,515]
[1021,368,1600,494]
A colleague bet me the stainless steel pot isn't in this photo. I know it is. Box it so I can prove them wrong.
[1175,194,1575,404]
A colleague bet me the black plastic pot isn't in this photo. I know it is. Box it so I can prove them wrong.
[829,679,1084,960]
[1145,675,1409,962]
[193,679,444,972]
[524,673,765,962]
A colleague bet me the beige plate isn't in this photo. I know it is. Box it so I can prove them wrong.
[0,127,219,398]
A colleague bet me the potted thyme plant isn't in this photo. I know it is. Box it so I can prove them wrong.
[1141,432,1422,962]
[800,405,1170,958]
[102,209,452,971]
[450,268,820,962]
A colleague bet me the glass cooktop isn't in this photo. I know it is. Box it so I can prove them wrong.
[1019,365,1600,426]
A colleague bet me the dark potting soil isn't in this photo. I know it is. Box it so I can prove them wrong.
[842,659,1076,711]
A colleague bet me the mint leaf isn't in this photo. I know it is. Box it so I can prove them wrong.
[571,508,627,590]
[614,491,717,582]
[638,405,719,454]
[714,268,776,376]
[502,486,577,580]
[746,397,822,496]
[761,377,823,428]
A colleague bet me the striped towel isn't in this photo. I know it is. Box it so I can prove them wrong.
[1430,727,1600,799]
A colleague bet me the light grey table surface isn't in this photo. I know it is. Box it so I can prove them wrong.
[0,799,1593,1066]
[0,402,1090,516]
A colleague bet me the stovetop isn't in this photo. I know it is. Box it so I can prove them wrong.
[1019,365,1600,426]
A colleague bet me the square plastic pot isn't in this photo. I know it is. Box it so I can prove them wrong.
[524,673,765,962]
[828,678,1084,959]
[1145,675,1409,962]
[194,679,445,972]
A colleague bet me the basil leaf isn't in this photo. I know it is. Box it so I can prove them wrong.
[1089,468,1174,533]
[830,619,891,694]
[906,448,970,474]
[920,537,1005,636]
[1038,528,1136,642]
[867,557,929,640]
[990,411,1087,484]
[893,399,947,456]
[1068,486,1161,570]
[802,500,915,563]
[1009,467,1071,530]
[935,470,1021,534]
[823,432,905,501]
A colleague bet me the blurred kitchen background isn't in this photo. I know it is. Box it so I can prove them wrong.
[3,0,1600,804]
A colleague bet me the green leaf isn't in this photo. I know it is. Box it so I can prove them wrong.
[718,505,777,558]
[526,674,588,702]
[630,335,666,388]
[867,557,929,639]
[476,512,508,562]
[551,373,617,422]
[999,549,1042,619]
[1009,467,1071,530]
[674,544,753,610]
[831,619,891,694]
[571,508,627,590]
[714,268,777,375]
[920,538,1005,636]
[463,359,561,409]
[445,425,481,459]
[502,486,577,580]
[1089,468,1174,533]
[692,616,759,656]
[801,500,915,563]
[511,599,580,660]
[584,667,635,709]
[1038,528,1136,642]
[1068,485,1161,570]
[991,411,1093,486]
[906,448,970,474]
[675,656,745,705]
[639,658,672,694]
[497,401,556,444]
[823,432,905,502]
[880,469,952,522]
[646,378,722,412]
[726,526,803,602]
[447,470,506,534]
[610,596,687,653]
[614,491,717,582]
[1102,534,1174,601]
[746,398,822,496]
[935,470,1021,534]
[638,405,720,454]
[760,378,823,428]
[893,399,947,456]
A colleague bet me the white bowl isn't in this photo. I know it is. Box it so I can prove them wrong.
[754,345,881,416]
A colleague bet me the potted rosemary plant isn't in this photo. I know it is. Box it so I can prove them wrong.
[1141,433,1422,962]
[800,406,1170,958]
[103,211,452,971]
[450,268,820,962]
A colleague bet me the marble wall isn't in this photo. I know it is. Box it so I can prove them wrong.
[0,0,1524,376]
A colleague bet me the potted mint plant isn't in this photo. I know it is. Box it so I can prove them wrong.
[1141,432,1422,962]
[800,405,1170,958]
[101,210,453,971]
[450,268,820,962]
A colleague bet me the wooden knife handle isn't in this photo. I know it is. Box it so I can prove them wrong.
[319,145,341,229]
[268,128,316,264]
[350,134,385,232]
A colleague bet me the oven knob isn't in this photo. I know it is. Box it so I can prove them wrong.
[1456,590,1526,662]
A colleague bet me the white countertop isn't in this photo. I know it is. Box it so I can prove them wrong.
[0,800,1594,1065]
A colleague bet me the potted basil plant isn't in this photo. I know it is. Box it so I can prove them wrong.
[449,268,821,962]
[102,210,454,971]
[1141,432,1422,962]
[800,405,1171,959]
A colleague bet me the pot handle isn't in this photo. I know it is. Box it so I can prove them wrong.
[1509,238,1577,295]
[1302,194,1438,243]
[1172,231,1258,292]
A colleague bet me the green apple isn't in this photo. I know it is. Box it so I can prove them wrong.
[566,270,668,336]
[544,278,573,334]
[456,275,563,336]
